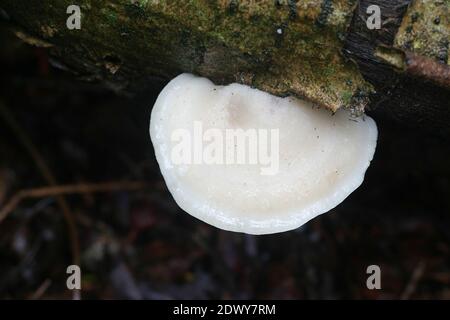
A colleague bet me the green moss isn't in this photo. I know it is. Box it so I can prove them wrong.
[1,0,373,112]
[341,91,353,105]
[395,0,449,65]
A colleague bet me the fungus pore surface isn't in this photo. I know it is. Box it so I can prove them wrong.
[150,74,378,234]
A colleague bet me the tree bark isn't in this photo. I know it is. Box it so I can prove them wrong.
[1,0,449,133]
[344,0,450,136]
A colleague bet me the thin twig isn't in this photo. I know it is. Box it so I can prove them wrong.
[0,100,81,297]
[0,181,148,223]
[400,261,426,300]
[28,279,52,300]
[375,46,450,89]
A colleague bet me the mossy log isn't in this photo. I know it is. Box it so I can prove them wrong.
[0,0,449,133]
[345,0,450,135]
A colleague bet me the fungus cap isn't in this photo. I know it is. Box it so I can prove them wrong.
[150,73,377,234]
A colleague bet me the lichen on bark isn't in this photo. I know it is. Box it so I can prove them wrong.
[395,0,449,65]
[1,0,374,112]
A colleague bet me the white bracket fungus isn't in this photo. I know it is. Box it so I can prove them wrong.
[150,73,377,234]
